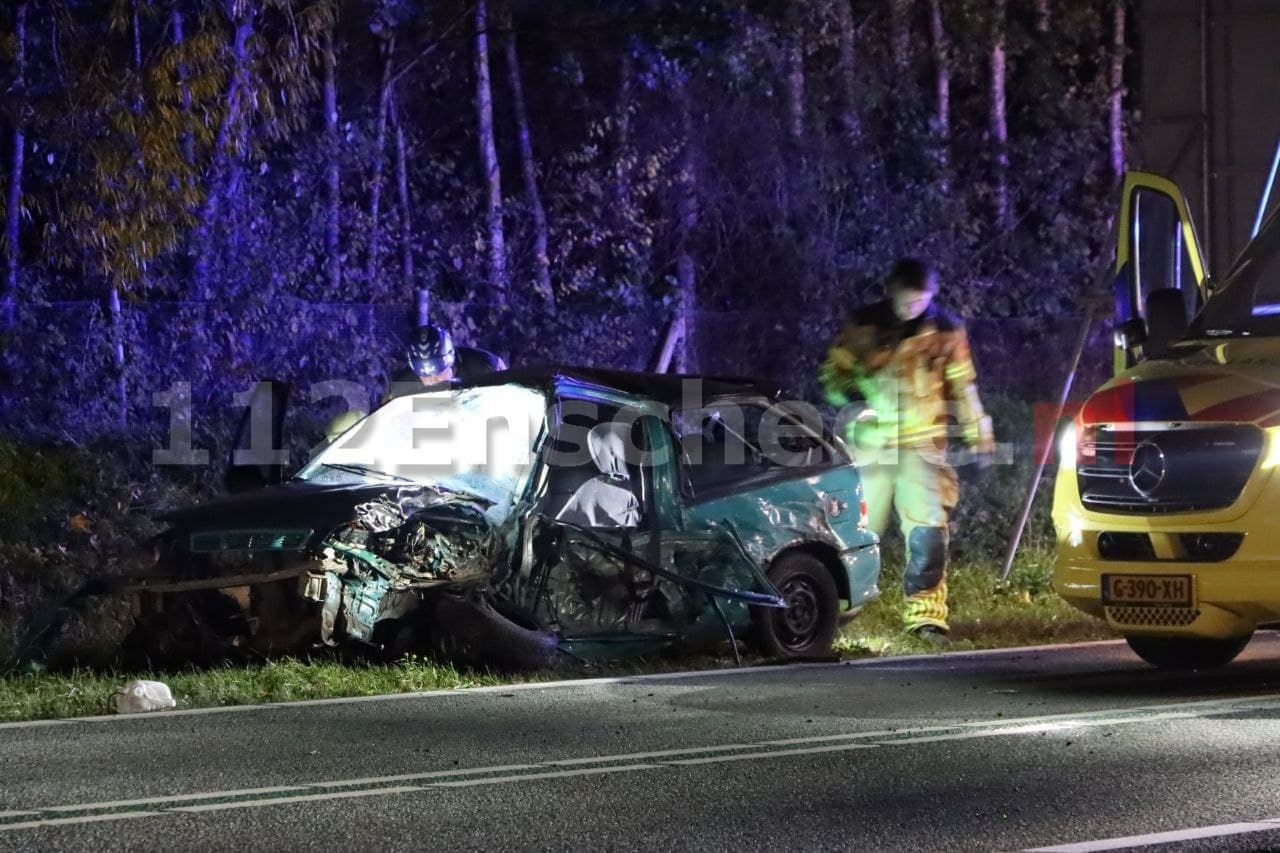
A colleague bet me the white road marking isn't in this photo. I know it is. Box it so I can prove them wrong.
[309,764,538,788]
[0,639,1132,729]
[547,744,760,765]
[0,811,38,819]
[0,811,160,832]
[666,743,878,765]
[42,785,308,812]
[173,786,423,813]
[0,719,74,731]
[7,690,1280,833]
[1026,818,1280,852]
[431,764,665,787]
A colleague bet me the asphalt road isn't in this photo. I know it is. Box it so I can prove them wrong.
[6,637,1280,852]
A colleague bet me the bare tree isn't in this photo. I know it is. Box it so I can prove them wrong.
[927,0,950,179]
[172,7,195,169]
[1109,0,1126,180]
[365,26,395,286]
[613,47,634,212]
[503,7,553,303]
[194,4,254,299]
[391,95,413,292]
[475,0,507,300]
[322,22,341,294]
[833,0,861,143]
[674,82,698,373]
[4,1,27,326]
[990,0,1011,227]
[785,40,805,143]
[889,0,912,72]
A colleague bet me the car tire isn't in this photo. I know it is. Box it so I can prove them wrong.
[1125,633,1253,669]
[429,590,560,671]
[752,552,840,659]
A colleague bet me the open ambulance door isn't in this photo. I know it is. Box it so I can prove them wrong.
[1112,172,1209,373]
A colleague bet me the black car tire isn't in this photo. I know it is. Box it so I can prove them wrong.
[752,552,840,659]
[429,590,560,671]
[1125,632,1253,669]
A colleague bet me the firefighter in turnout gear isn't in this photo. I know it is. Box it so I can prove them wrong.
[819,259,994,641]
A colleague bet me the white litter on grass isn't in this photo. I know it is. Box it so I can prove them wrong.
[113,680,177,714]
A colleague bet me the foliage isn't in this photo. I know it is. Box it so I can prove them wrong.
[0,1,1132,674]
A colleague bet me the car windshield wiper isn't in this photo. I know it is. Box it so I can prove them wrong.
[319,462,416,483]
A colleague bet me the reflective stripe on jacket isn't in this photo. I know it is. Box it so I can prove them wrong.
[820,300,994,452]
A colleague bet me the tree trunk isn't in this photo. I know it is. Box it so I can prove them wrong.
[173,8,195,169]
[503,8,552,303]
[323,24,341,295]
[613,47,634,211]
[1109,0,1127,181]
[1036,0,1051,33]
[927,0,951,186]
[391,95,414,292]
[927,0,950,138]
[365,33,395,287]
[785,40,805,143]
[4,1,27,326]
[833,0,861,143]
[109,284,128,429]
[674,84,698,373]
[194,8,254,300]
[990,0,1011,227]
[889,0,912,72]
[475,0,507,300]
[130,0,147,289]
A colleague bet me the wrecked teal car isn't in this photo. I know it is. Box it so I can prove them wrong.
[92,369,881,669]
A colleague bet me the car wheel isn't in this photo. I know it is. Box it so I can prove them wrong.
[1125,633,1253,669]
[752,552,839,659]
[429,590,560,671]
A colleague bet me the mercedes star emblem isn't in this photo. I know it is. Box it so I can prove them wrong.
[1128,440,1167,497]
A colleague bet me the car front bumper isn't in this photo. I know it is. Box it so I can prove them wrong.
[1052,465,1280,639]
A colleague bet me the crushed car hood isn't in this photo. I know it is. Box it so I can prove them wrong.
[157,481,491,552]
[1082,338,1280,426]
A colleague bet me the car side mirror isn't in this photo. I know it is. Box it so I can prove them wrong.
[1114,317,1147,351]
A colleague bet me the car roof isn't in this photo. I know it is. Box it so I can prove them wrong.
[457,365,789,405]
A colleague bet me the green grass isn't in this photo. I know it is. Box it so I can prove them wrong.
[0,656,518,723]
[0,546,1113,724]
[835,543,1114,658]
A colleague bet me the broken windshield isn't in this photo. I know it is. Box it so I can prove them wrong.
[295,384,548,523]
[1185,216,1280,341]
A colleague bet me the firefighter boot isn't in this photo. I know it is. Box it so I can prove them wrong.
[903,525,949,634]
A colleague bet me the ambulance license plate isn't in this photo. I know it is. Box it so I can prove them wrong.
[1101,574,1193,607]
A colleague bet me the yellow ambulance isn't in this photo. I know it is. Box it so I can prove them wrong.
[1053,172,1280,668]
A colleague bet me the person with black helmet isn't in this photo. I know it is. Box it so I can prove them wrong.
[384,323,507,401]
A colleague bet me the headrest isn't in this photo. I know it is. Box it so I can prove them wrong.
[587,422,631,481]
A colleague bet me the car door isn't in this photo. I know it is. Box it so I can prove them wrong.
[520,399,670,649]
[1113,172,1210,372]
[664,398,838,600]
[520,402,781,656]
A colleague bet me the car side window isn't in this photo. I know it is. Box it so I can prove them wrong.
[673,402,772,498]
[538,401,649,530]
[673,400,829,499]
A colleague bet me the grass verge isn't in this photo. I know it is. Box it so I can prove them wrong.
[0,546,1112,724]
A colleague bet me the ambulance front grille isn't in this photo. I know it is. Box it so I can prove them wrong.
[1078,425,1261,514]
